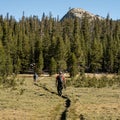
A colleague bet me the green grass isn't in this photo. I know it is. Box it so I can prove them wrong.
[0,74,120,120]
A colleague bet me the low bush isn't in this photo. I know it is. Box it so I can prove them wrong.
[0,74,25,89]
[68,74,120,88]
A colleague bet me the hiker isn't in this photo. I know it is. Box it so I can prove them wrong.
[56,71,66,96]
[33,72,38,82]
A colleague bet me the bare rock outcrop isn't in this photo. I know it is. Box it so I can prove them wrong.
[61,8,103,21]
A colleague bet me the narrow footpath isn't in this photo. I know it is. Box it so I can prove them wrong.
[34,76,72,120]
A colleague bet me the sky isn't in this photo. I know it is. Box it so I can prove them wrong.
[0,0,120,21]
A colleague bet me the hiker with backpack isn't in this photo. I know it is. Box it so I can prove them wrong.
[33,72,38,82]
[56,71,66,96]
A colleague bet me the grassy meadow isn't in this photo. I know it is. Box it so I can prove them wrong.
[0,74,120,120]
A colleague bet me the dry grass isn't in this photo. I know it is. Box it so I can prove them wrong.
[0,76,64,120]
[0,74,120,120]
[66,87,120,120]
[84,73,116,79]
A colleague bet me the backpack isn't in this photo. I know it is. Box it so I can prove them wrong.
[57,76,63,84]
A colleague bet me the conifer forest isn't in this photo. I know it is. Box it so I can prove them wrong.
[0,13,120,77]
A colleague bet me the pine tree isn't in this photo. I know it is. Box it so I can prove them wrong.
[49,57,57,75]
[0,41,6,76]
[55,36,67,71]
[89,38,103,72]
[72,18,86,72]
[21,35,30,72]
[2,20,13,75]
[37,51,44,75]
[81,13,91,69]
[112,21,120,73]
[49,35,57,59]
[68,53,78,77]
[63,34,71,62]
[72,18,82,59]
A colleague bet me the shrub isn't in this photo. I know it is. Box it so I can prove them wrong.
[70,74,120,88]
[0,75,18,88]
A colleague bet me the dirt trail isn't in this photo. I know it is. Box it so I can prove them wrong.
[35,76,72,120]
[60,96,71,120]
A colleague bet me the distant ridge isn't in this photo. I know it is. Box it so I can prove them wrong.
[61,8,104,21]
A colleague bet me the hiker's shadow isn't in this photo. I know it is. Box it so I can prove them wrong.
[60,96,71,120]
[34,83,58,96]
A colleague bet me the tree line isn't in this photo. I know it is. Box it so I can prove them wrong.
[0,13,120,77]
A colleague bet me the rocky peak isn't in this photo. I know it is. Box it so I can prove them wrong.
[61,8,103,21]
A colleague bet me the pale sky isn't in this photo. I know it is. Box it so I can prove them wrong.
[0,0,120,21]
